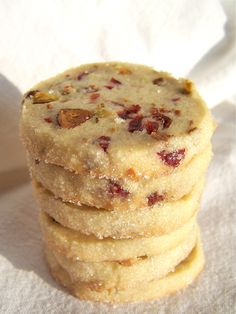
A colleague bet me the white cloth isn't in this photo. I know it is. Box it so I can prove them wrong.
[0,0,235,313]
[0,0,231,105]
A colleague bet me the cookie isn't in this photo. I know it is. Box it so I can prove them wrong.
[43,225,197,290]
[21,62,215,180]
[29,145,211,210]
[40,211,196,262]
[34,179,203,239]
[45,231,204,303]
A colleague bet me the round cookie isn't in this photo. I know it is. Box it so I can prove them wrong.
[45,232,204,303]
[29,145,211,210]
[21,62,215,180]
[44,226,197,290]
[40,211,196,262]
[34,179,203,239]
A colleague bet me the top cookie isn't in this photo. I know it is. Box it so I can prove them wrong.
[21,62,214,179]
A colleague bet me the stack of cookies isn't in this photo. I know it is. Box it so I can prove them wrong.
[20,62,215,303]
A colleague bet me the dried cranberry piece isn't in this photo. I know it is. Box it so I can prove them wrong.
[96,136,111,153]
[151,110,172,129]
[108,181,129,197]
[129,104,141,113]
[157,149,185,167]
[104,85,114,90]
[118,104,141,120]
[152,78,165,86]
[147,192,164,206]
[128,115,143,133]
[77,71,89,80]
[145,120,159,134]
[161,115,172,128]
[90,93,100,101]
[44,117,52,123]
[118,110,130,120]
[110,77,122,85]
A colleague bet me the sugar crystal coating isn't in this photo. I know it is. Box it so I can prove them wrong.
[21,62,214,179]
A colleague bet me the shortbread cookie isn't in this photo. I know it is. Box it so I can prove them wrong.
[40,211,196,262]
[34,179,203,239]
[45,232,204,303]
[21,62,215,180]
[44,225,197,290]
[29,145,211,210]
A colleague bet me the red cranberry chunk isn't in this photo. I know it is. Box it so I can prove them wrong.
[44,117,52,123]
[108,181,129,197]
[97,136,111,153]
[145,120,159,134]
[118,110,130,120]
[128,115,143,133]
[110,77,122,85]
[161,115,172,128]
[151,110,172,129]
[77,71,89,80]
[129,104,141,113]
[90,93,100,101]
[147,192,164,206]
[157,149,186,167]
[104,85,114,90]
[118,104,141,120]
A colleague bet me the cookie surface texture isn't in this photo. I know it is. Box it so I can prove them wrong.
[45,232,204,303]
[40,211,196,262]
[29,144,211,210]
[21,62,215,180]
[43,226,197,290]
[34,179,203,239]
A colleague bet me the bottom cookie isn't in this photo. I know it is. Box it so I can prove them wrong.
[45,234,204,303]
[44,225,196,290]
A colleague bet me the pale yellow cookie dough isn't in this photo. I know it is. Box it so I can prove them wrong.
[29,145,211,210]
[40,211,196,262]
[21,62,215,180]
[43,225,197,290]
[45,231,204,303]
[34,179,203,239]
